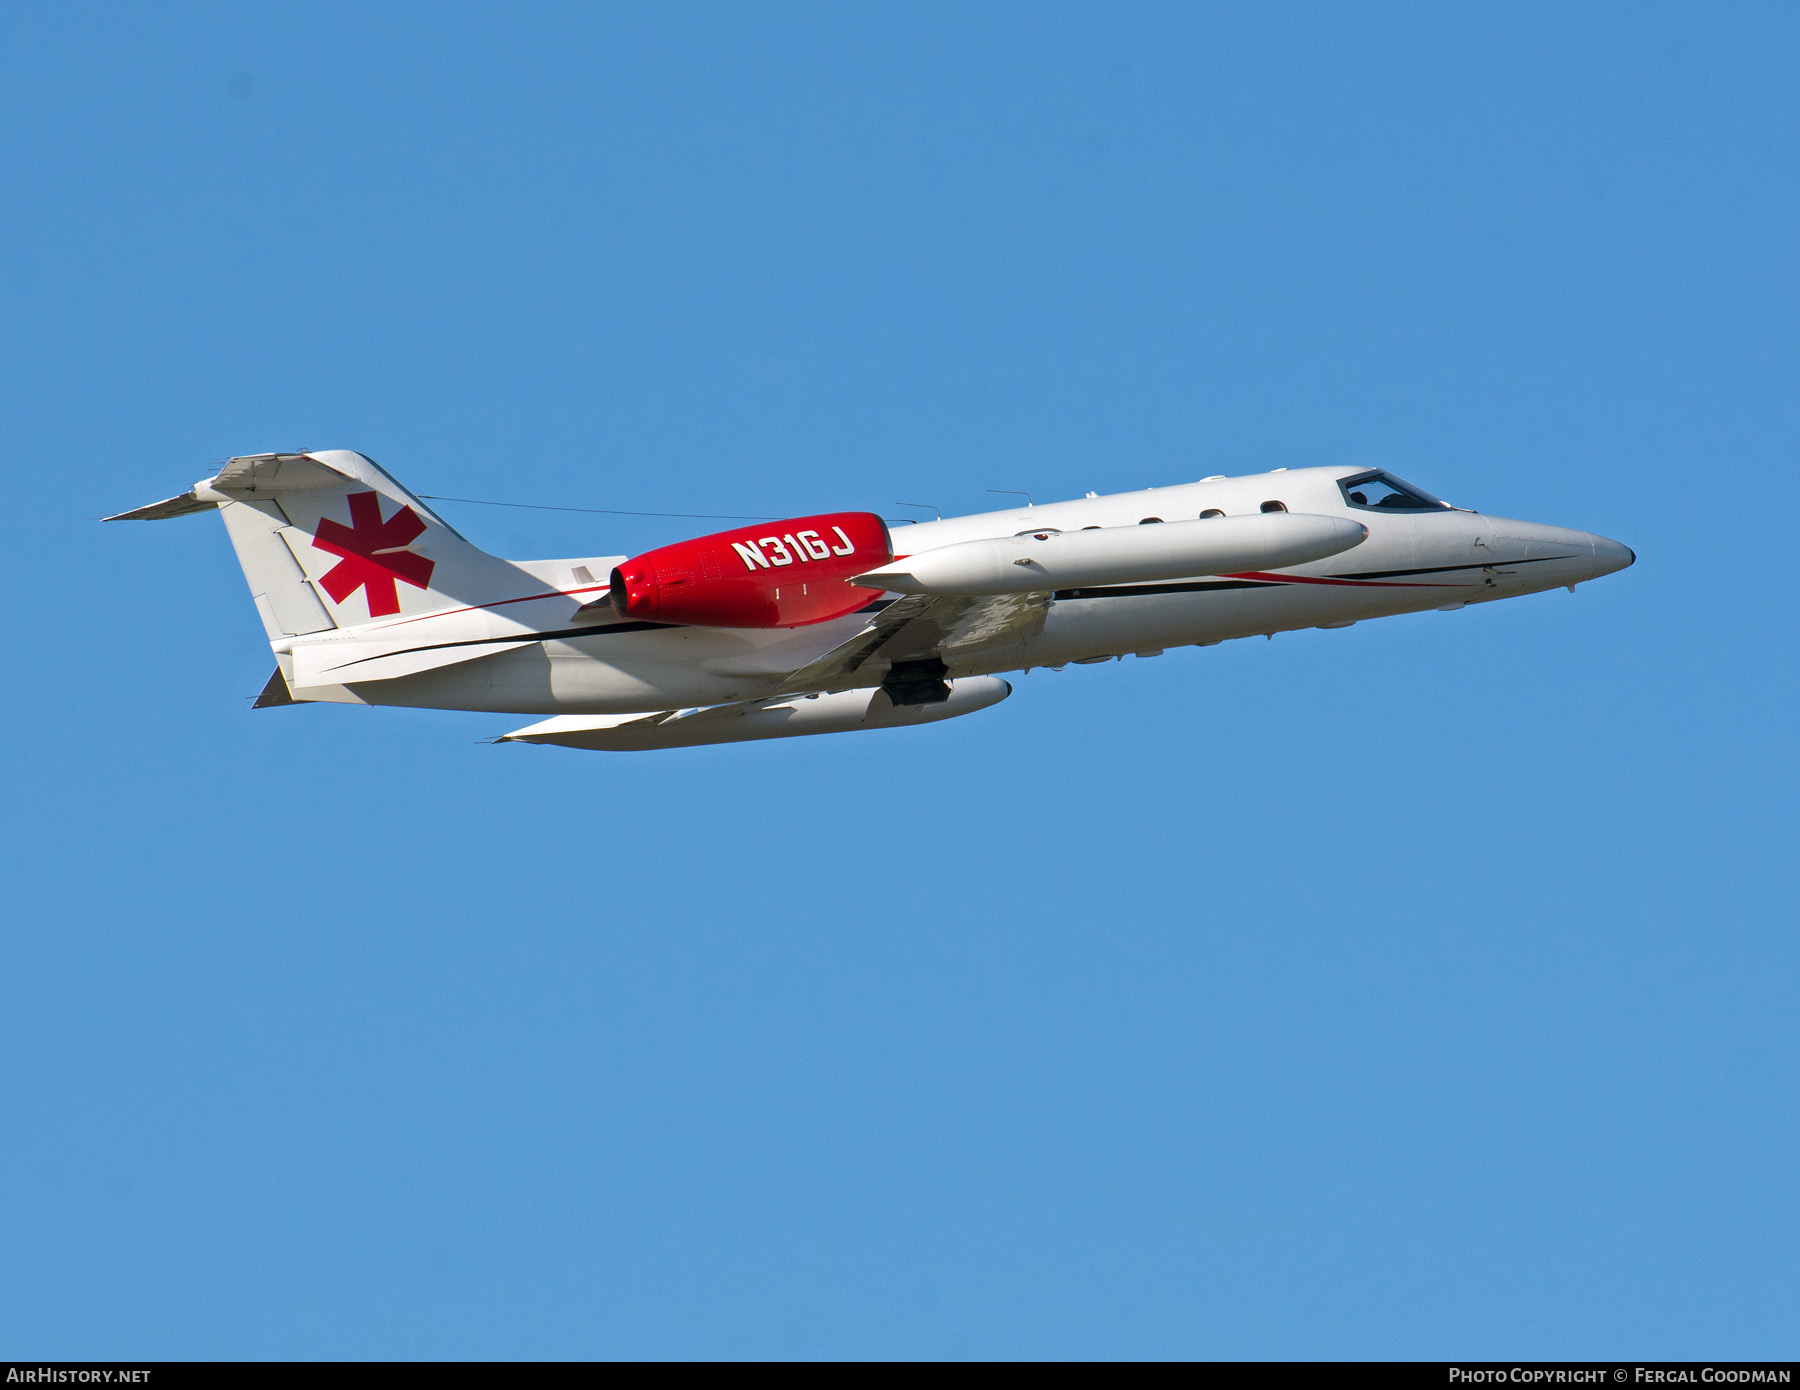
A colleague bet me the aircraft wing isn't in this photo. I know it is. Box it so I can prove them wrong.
[773,590,1052,696]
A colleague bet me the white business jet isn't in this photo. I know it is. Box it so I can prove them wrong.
[111,452,1633,751]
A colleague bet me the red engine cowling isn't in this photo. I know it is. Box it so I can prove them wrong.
[610,511,893,628]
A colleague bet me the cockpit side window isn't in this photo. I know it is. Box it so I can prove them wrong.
[1337,470,1449,513]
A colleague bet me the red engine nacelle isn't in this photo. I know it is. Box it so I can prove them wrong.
[610,511,893,628]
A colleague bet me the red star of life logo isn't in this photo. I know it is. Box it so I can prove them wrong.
[311,491,437,618]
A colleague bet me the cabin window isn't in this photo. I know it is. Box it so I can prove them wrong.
[1337,470,1449,513]
[1260,500,1287,513]
[1199,509,1224,519]
[1139,517,1163,524]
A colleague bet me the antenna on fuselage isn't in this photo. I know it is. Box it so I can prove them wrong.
[896,502,942,521]
[987,489,1033,508]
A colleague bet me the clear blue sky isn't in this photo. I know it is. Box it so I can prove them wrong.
[2,1,1794,1361]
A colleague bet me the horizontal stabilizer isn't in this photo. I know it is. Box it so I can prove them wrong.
[104,492,220,522]
[104,454,354,521]
[209,452,354,495]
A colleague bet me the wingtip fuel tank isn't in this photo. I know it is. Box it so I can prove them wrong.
[500,676,1012,751]
[852,511,1367,596]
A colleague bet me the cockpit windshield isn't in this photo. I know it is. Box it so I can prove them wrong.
[1337,470,1450,513]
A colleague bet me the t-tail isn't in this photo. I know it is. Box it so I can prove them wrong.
[107,451,577,705]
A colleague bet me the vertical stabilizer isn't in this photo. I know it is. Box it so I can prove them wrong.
[219,495,338,638]
[110,450,528,639]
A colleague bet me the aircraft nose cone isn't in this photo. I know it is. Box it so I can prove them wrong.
[1590,533,1635,577]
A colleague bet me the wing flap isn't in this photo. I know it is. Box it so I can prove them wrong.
[773,591,1050,695]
